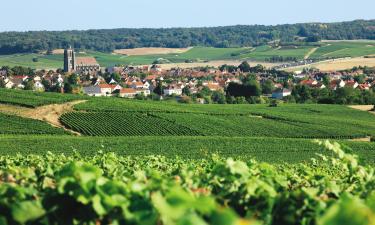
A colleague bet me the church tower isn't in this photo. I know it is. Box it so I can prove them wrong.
[64,47,76,72]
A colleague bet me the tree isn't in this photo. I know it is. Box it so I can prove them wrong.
[244,80,262,97]
[354,75,366,84]
[238,61,251,72]
[153,81,164,96]
[211,91,226,104]
[182,86,191,96]
[41,79,51,91]
[23,80,34,90]
[0,79,5,88]
[261,80,274,94]
[67,73,80,85]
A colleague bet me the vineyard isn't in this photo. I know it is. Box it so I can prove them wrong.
[63,98,375,138]
[0,113,68,135]
[0,135,374,165]
[60,112,200,136]
[0,88,85,108]
[0,141,375,224]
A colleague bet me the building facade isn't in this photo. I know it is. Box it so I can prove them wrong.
[64,47,100,74]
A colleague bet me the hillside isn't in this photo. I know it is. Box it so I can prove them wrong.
[1,89,375,224]
[0,89,374,164]
[0,20,374,55]
[1,40,375,69]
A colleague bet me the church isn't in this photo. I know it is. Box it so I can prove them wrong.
[64,47,101,74]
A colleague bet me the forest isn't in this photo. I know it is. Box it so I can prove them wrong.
[0,20,374,54]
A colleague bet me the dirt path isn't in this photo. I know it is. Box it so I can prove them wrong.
[304,47,318,59]
[348,105,375,115]
[348,137,372,142]
[0,100,86,135]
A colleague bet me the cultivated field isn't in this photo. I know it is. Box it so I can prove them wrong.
[1,41,374,69]
[0,90,374,164]
[113,47,192,55]
[287,57,375,71]
[1,89,375,224]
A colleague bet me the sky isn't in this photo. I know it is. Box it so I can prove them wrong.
[1,0,374,32]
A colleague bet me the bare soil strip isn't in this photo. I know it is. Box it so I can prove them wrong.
[349,105,375,113]
[113,47,192,56]
[286,57,375,71]
[304,47,318,59]
[148,60,280,70]
[0,100,86,135]
[348,137,372,142]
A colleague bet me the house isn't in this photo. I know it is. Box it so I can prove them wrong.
[357,83,370,91]
[119,88,137,98]
[34,81,45,91]
[130,81,144,89]
[164,85,183,96]
[3,78,14,89]
[310,83,326,89]
[205,83,223,92]
[300,80,317,86]
[135,88,151,96]
[83,86,102,96]
[83,84,122,96]
[9,76,28,89]
[345,80,359,89]
[272,88,292,99]
[330,80,346,90]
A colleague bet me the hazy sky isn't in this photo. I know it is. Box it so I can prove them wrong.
[1,0,374,31]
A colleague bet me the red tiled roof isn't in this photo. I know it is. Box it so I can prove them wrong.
[76,57,99,65]
[120,88,136,94]
[98,84,114,89]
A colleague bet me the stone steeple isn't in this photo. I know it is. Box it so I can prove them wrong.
[64,46,76,72]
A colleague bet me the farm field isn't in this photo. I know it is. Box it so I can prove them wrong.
[0,88,85,108]
[0,89,375,224]
[0,41,374,69]
[2,140,375,224]
[0,113,68,135]
[70,98,375,138]
[0,135,374,164]
[287,56,375,72]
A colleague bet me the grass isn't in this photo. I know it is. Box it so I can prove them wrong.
[0,135,374,165]
[310,41,375,59]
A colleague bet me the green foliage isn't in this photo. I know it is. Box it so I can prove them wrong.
[1,135,375,164]
[0,113,68,135]
[60,112,199,136]
[72,98,375,138]
[0,142,375,224]
[0,88,85,108]
[0,20,374,55]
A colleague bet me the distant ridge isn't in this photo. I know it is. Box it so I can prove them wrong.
[0,19,374,55]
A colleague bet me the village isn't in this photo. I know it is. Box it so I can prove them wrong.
[0,48,375,104]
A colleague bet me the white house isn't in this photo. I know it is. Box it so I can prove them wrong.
[136,88,151,96]
[330,80,346,90]
[272,88,292,99]
[119,88,137,98]
[4,78,14,89]
[164,85,183,96]
[83,86,102,96]
[34,81,45,91]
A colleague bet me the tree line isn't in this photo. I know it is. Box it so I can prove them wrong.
[0,20,374,54]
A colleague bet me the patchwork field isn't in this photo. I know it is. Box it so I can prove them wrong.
[113,47,192,55]
[0,89,374,165]
[0,41,374,69]
[287,57,375,71]
[0,135,374,164]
